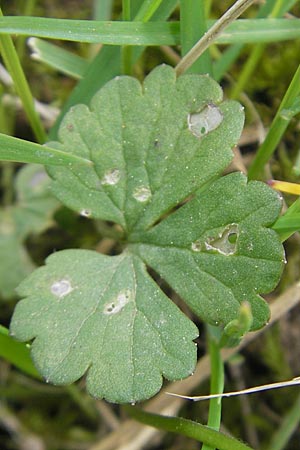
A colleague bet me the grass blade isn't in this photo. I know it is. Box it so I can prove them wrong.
[180,0,212,75]
[28,37,89,79]
[0,17,179,45]
[0,133,92,166]
[175,0,257,75]
[0,17,300,45]
[267,393,300,450]
[0,8,46,143]
[125,406,253,450]
[248,64,300,179]
[93,0,113,21]
[0,325,40,378]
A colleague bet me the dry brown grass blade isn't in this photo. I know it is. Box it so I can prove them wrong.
[89,282,300,450]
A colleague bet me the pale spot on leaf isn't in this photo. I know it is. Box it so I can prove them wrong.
[188,103,223,138]
[51,279,73,298]
[133,186,151,203]
[101,168,121,186]
[103,290,132,315]
[191,241,202,252]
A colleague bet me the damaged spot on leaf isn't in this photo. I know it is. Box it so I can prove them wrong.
[101,169,121,186]
[80,209,91,218]
[103,289,132,315]
[51,279,73,298]
[191,241,202,252]
[205,224,239,256]
[188,103,223,138]
[133,186,152,203]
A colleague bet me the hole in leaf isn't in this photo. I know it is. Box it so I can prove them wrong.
[228,232,238,244]
[188,103,223,138]
[205,224,239,256]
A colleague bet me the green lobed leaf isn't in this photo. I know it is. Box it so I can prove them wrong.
[10,250,198,403]
[46,65,244,230]
[131,173,284,330]
[10,66,284,403]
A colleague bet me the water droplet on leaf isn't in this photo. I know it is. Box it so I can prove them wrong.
[188,103,223,138]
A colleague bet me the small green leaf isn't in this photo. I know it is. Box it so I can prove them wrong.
[0,226,34,299]
[220,302,253,348]
[10,250,198,403]
[0,165,59,300]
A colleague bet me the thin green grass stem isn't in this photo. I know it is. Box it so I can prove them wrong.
[2,162,14,206]
[180,0,212,75]
[202,324,225,450]
[122,0,169,75]
[272,198,300,242]
[65,385,99,422]
[93,0,113,21]
[122,0,131,21]
[213,0,274,83]
[231,0,292,99]
[0,84,15,135]
[15,0,37,59]
[267,393,300,450]
[205,0,213,16]
[175,0,256,76]
[231,44,264,99]
[248,63,300,180]
[122,0,132,75]
[213,43,243,82]
[125,406,253,450]
[0,8,46,143]
[134,0,164,22]
[121,45,133,75]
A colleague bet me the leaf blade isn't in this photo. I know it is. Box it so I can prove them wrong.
[10,249,198,403]
[132,173,284,330]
